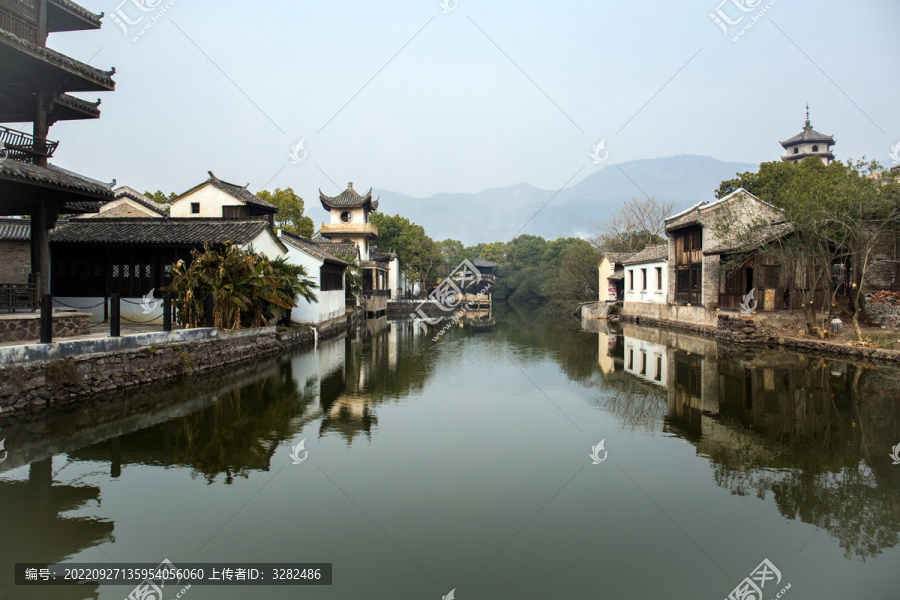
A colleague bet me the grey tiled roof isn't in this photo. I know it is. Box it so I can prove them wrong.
[472,257,499,268]
[172,172,276,212]
[49,0,103,28]
[780,125,835,147]
[0,160,114,194]
[113,186,169,215]
[281,232,347,266]
[0,28,115,91]
[316,242,360,259]
[704,222,794,255]
[55,93,101,118]
[602,251,636,265]
[623,244,668,265]
[50,218,274,246]
[0,218,30,241]
[319,183,379,211]
[370,251,397,261]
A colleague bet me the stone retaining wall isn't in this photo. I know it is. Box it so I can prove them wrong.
[0,319,347,416]
[864,298,900,330]
[716,314,760,343]
[0,312,90,344]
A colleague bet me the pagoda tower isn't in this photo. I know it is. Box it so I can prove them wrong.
[780,106,835,165]
[0,0,116,297]
[319,182,389,314]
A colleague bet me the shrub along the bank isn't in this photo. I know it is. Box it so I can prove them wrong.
[166,243,317,330]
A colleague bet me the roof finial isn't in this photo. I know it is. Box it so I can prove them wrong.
[805,103,810,128]
[348,182,353,189]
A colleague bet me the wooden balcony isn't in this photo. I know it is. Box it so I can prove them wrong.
[0,125,59,164]
[321,222,378,237]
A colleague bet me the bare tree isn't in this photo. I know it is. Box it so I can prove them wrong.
[591,194,677,253]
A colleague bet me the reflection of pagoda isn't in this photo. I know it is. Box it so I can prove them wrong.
[0,0,116,297]
[0,459,112,599]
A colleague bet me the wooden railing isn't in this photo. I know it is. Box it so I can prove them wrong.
[0,282,37,312]
[0,125,59,164]
[320,222,378,236]
[362,289,391,297]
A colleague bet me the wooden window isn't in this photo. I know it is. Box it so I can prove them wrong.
[320,264,344,292]
[656,267,663,290]
[628,270,633,291]
[191,202,200,214]
[641,268,647,291]
[223,206,248,219]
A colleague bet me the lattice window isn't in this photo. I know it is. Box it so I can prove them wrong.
[113,264,120,277]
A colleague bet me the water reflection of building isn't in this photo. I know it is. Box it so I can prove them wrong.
[623,336,666,386]
[459,308,495,331]
[0,460,112,599]
[597,322,900,559]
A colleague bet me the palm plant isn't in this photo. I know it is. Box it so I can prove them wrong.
[166,243,311,330]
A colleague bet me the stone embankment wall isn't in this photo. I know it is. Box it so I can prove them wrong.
[864,293,900,330]
[0,320,347,416]
[0,312,90,344]
[716,314,759,343]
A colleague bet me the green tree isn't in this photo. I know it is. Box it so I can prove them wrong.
[542,243,603,311]
[144,190,177,204]
[257,188,314,237]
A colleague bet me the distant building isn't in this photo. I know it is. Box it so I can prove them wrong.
[780,107,835,165]
[598,252,635,302]
[318,183,390,315]
[168,172,277,226]
[86,187,167,219]
[623,244,668,305]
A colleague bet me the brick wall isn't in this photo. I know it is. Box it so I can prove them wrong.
[0,240,31,283]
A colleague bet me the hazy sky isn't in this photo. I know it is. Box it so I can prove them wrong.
[39,0,900,216]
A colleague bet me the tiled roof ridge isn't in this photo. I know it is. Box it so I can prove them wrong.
[0,28,115,89]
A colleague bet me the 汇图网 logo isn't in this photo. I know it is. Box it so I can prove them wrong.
[589,439,608,465]
[289,439,308,465]
[739,288,757,316]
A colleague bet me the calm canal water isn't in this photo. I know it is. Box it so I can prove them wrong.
[2,305,899,599]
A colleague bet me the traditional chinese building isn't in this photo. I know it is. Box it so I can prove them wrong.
[780,106,835,165]
[318,183,390,315]
[0,0,116,304]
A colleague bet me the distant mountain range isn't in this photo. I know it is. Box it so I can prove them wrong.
[373,155,757,245]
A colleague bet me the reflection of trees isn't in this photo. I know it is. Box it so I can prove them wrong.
[70,357,315,484]
[704,359,900,561]
[483,303,601,382]
[586,321,900,560]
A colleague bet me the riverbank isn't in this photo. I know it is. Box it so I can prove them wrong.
[618,313,900,364]
[0,313,359,417]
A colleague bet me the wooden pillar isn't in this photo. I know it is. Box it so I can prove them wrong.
[31,201,51,298]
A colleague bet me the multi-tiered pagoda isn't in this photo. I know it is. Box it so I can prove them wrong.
[0,0,115,301]
[319,183,390,314]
